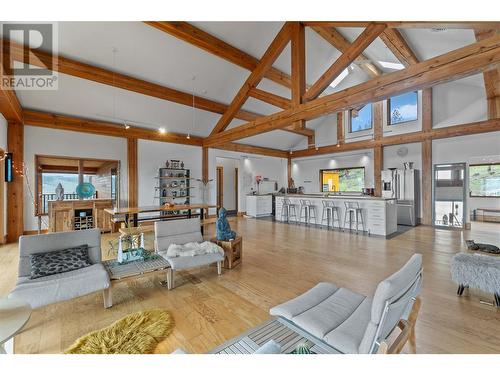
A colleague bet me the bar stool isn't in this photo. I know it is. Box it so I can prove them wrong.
[299,199,318,225]
[321,200,341,230]
[280,198,298,223]
[343,201,365,234]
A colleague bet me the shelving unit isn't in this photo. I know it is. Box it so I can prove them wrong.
[155,163,193,216]
[74,208,94,230]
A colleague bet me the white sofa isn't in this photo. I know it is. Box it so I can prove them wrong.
[155,218,224,290]
[9,229,112,309]
[270,254,422,354]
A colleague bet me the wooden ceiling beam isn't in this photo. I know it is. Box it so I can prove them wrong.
[291,117,500,158]
[475,29,500,118]
[23,109,204,146]
[0,59,23,123]
[24,109,288,158]
[304,23,386,101]
[212,142,289,158]
[3,39,259,123]
[144,21,292,89]
[210,23,293,135]
[379,29,419,67]
[203,34,500,146]
[247,87,290,109]
[311,26,382,78]
[302,22,500,30]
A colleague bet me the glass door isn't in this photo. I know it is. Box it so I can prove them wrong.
[433,163,466,229]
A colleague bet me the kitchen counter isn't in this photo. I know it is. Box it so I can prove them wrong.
[275,195,398,237]
[276,193,396,201]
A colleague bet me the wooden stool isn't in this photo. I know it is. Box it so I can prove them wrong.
[210,236,243,269]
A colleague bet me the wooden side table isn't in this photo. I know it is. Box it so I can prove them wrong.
[211,236,243,269]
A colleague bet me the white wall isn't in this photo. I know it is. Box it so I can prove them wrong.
[23,126,128,232]
[0,115,7,236]
[137,140,202,207]
[216,157,237,211]
[433,76,487,128]
[433,132,500,222]
[292,150,374,193]
[208,149,287,214]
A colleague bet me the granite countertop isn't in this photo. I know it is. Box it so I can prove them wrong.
[274,193,396,201]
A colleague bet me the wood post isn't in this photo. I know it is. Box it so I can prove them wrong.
[373,102,384,197]
[202,146,209,183]
[127,138,138,208]
[374,146,383,197]
[421,140,433,225]
[7,121,24,242]
[421,88,433,225]
[336,112,344,146]
[291,22,306,130]
[287,157,292,188]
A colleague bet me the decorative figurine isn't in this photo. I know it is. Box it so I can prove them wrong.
[55,183,64,201]
[216,207,236,241]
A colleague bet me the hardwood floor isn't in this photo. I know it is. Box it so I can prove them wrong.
[1,219,499,354]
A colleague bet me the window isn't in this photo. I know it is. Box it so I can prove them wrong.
[320,168,365,193]
[349,104,372,133]
[388,91,418,125]
[469,163,500,197]
[35,156,120,215]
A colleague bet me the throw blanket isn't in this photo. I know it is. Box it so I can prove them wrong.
[166,241,224,258]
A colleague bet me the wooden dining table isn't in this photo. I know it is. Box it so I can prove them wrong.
[104,203,217,227]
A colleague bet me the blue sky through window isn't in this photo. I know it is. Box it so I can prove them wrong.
[350,104,372,132]
[389,91,418,125]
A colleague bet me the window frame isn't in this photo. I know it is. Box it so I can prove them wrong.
[387,91,419,126]
[348,103,373,133]
[468,162,500,198]
[319,167,366,194]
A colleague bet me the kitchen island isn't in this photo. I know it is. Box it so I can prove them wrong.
[275,194,397,237]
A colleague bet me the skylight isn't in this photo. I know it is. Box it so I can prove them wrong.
[329,68,350,88]
[378,61,405,70]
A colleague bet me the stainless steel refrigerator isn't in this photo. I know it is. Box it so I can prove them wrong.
[382,169,420,226]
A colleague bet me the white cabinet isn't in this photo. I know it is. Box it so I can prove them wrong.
[246,195,272,217]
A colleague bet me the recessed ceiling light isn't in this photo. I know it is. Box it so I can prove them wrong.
[159,127,166,134]
[378,61,405,70]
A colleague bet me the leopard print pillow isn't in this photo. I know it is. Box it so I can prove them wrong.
[29,245,93,279]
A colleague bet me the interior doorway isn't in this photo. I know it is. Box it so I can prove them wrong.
[433,163,466,229]
[215,157,238,216]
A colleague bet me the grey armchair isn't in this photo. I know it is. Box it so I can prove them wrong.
[270,254,422,354]
[9,229,112,309]
[155,218,224,290]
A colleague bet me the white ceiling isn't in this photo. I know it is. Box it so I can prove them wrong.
[10,22,486,150]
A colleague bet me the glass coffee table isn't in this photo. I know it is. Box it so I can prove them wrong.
[103,254,170,281]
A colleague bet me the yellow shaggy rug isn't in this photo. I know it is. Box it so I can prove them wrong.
[65,309,174,354]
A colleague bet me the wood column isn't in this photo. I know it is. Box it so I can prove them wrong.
[422,140,433,225]
[127,138,138,208]
[336,112,344,146]
[374,146,383,197]
[202,146,209,183]
[373,101,384,196]
[287,157,293,188]
[421,88,433,225]
[77,159,84,186]
[7,121,24,242]
[291,22,306,130]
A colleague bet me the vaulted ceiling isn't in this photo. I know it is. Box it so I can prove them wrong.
[3,22,487,150]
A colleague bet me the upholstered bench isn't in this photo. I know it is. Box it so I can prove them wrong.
[154,218,224,290]
[451,253,500,307]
